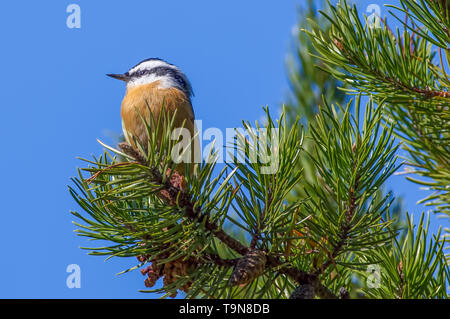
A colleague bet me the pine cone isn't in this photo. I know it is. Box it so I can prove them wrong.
[141,264,162,288]
[140,256,196,297]
[339,287,350,299]
[229,249,266,286]
[160,168,186,204]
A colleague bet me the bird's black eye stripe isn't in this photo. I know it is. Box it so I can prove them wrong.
[130,69,148,77]
[129,66,172,78]
[129,66,192,96]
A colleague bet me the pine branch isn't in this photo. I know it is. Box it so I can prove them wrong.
[118,142,250,257]
[117,140,338,298]
[314,154,361,277]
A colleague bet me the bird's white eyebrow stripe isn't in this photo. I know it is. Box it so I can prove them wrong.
[128,60,178,75]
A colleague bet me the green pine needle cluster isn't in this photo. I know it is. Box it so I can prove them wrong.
[305,0,450,226]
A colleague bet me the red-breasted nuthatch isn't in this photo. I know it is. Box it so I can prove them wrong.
[107,58,196,174]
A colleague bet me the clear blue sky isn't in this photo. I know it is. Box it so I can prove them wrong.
[0,0,444,298]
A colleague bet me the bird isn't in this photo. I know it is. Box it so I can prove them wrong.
[107,58,197,175]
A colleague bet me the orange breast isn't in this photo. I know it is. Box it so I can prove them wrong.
[120,82,197,174]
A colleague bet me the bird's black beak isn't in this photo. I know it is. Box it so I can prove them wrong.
[106,73,129,81]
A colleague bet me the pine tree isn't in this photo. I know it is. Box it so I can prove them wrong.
[69,0,449,298]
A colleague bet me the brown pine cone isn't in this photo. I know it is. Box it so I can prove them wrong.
[229,249,267,286]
